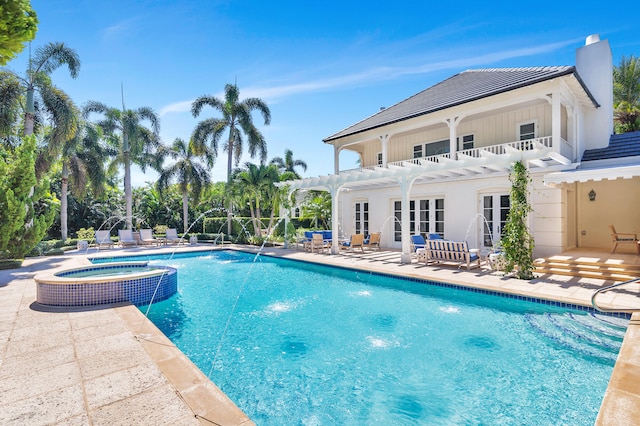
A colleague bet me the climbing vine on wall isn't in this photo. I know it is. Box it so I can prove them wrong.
[500,160,535,279]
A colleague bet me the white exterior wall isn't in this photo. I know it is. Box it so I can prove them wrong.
[361,103,553,167]
[575,35,613,151]
[339,171,565,258]
[530,173,566,257]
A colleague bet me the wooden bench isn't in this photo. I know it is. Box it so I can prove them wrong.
[417,240,481,269]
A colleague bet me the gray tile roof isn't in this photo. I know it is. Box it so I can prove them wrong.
[324,66,589,142]
[582,131,640,161]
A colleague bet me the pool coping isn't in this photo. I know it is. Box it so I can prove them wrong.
[115,304,254,425]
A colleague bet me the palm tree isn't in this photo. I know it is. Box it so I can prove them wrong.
[301,191,332,229]
[270,148,307,179]
[157,138,214,233]
[0,42,80,152]
[232,162,280,237]
[191,83,271,235]
[56,121,109,241]
[613,55,640,133]
[83,101,160,229]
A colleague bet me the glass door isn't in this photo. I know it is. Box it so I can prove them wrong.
[482,194,510,250]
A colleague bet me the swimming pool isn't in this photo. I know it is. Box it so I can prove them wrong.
[101,250,626,424]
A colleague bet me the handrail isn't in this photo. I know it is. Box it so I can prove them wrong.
[591,277,640,313]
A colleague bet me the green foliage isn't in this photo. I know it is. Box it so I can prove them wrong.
[613,55,640,133]
[153,224,169,235]
[0,258,23,269]
[0,0,38,65]
[76,227,94,240]
[0,135,58,259]
[300,191,332,228]
[500,161,535,280]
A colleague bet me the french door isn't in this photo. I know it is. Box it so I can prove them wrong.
[482,194,510,249]
[354,202,369,235]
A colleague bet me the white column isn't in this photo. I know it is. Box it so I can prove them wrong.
[379,134,390,167]
[334,146,340,174]
[445,116,461,160]
[399,175,415,264]
[282,203,290,249]
[552,93,561,153]
[329,184,342,254]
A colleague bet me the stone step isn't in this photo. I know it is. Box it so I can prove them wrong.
[534,258,640,281]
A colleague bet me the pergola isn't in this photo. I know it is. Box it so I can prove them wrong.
[278,141,570,263]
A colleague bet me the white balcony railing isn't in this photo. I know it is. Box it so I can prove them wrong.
[339,135,571,175]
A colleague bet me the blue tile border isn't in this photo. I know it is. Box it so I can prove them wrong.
[37,264,178,307]
[91,248,632,319]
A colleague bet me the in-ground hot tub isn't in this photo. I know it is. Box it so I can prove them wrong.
[35,261,177,307]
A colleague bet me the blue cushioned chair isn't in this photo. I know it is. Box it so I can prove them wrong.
[428,233,443,240]
[410,234,426,251]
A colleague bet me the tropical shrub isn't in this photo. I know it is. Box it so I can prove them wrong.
[0,136,58,259]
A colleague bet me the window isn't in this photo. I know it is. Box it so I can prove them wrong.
[394,201,402,241]
[413,145,423,159]
[425,139,450,157]
[377,152,383,165]
[355,202,369,235]
[459,134,474,151]
[519,122,535,140]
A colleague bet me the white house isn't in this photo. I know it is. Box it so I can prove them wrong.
[282,34,640,263]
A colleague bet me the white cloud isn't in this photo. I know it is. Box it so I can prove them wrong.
[158,38,578,116]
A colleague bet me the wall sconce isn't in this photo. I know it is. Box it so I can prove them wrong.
[588,189,596,201]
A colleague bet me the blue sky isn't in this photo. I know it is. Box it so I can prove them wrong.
[7,1,640,186]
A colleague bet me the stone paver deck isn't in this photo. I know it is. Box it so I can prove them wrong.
[1,244,639,424]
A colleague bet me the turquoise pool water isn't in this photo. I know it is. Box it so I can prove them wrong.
[110,250,625,425]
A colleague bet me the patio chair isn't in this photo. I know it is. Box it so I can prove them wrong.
[609,225,639,254]
[310,233,327,253]
[410,234,426,252]
[341,233,365,253]
[301,231,314,252]
[139,229,159,246]
[165,228,183,245]
[94,230,113,250]
[364,232,381,251]
[118,229,138,247]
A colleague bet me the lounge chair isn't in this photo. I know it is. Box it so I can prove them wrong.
[118,229,138,247]
[341,233,365,252]
[94,230,113,249]
[410,234,426,252]
[165,228,183,245]
[139,229,160,246]
[364,232,381,251]
[609,225,639,254]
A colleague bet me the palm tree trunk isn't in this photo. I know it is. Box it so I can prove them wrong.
[60,164,69,241]
[249,204,258,236]
[226,134,234,236]
[255,200,262,237]
[25,85,35,135]
[123,132,133,230]
[182,190,189,233]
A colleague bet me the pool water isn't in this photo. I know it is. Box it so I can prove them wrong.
[134,250,625,425]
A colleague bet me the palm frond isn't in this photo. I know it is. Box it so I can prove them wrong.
[31,42,81,79]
